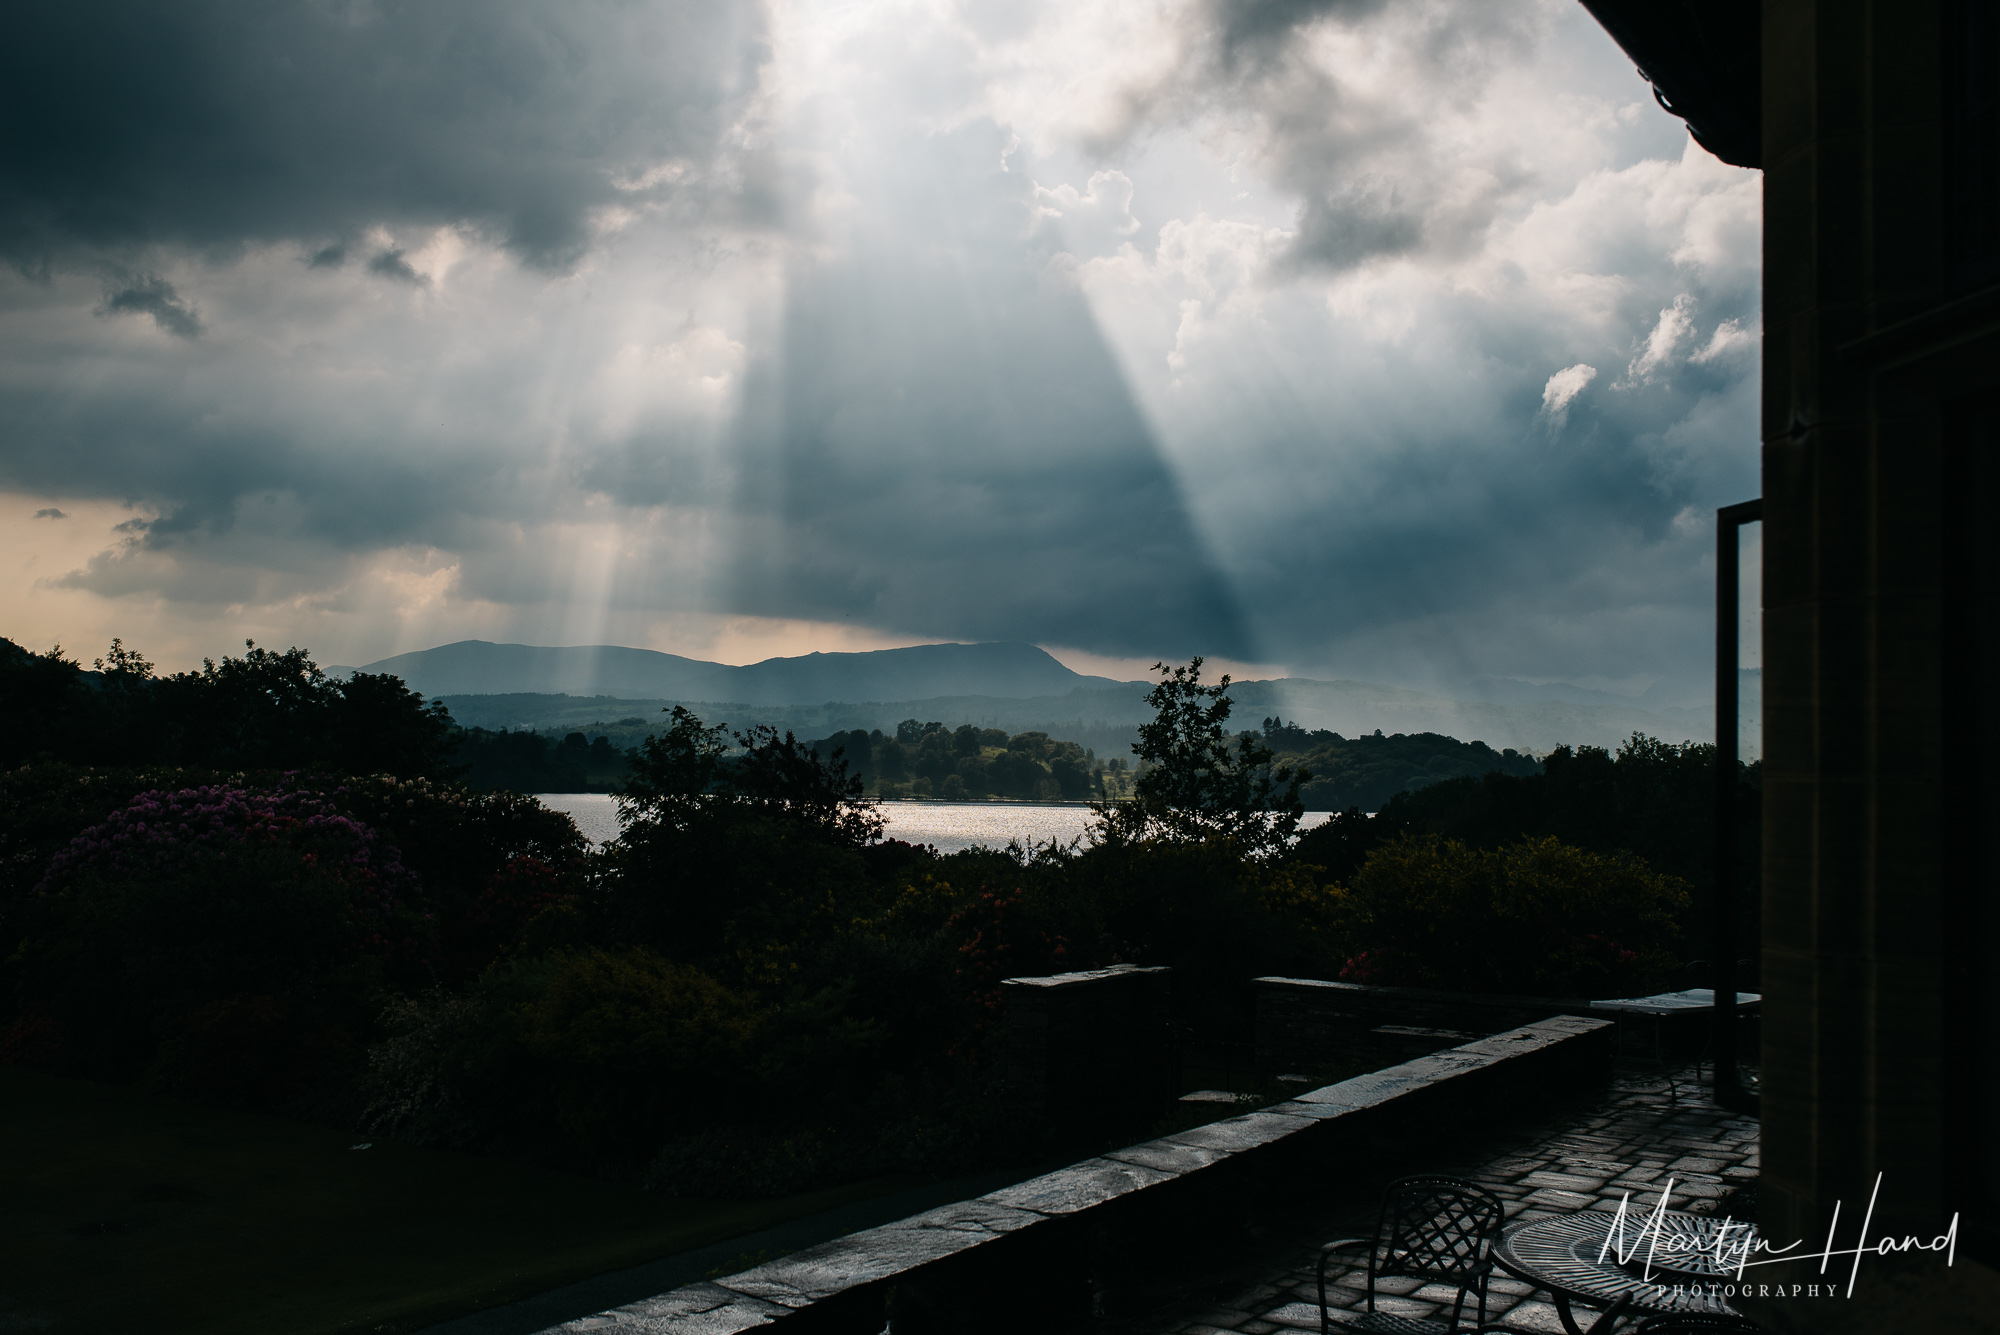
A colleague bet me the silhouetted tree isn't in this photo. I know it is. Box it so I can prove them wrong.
[1098,658,1309,856]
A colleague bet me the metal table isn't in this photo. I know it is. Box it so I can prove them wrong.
[1588,988,1761,1099]
[1492,1209,1749,1335]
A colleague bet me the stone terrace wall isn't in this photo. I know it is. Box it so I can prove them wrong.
[539,1015,1616,1335]
[999,964,1171,1130]
[1254,977,1589,1080]
[1253,976,1742,1080]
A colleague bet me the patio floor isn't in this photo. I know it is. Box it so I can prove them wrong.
[1117,1066,1759,1334]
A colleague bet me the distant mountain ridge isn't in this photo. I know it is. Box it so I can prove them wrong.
[335,639,1125,706]
[340,639,1748,754]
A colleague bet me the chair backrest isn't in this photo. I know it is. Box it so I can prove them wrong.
[1369,1174,1506,1289]
[1631,1315,1761,1334]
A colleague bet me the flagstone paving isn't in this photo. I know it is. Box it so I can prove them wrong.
[1120,1068,1758,1334]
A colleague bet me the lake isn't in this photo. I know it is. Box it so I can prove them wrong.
[533,793,1333,854]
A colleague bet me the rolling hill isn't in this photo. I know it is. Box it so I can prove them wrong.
[340,639,1744,756]
[337,640,1120,705]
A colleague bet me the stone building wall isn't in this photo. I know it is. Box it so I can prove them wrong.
[1755,0,2000,1310]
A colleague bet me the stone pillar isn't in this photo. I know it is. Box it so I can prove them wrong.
[1000,964,1172,1131]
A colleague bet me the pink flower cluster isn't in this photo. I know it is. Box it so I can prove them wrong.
[36,784,417,905]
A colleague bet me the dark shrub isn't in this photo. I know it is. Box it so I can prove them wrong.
[1332,833,1687,996]
[12,785,428,1101]
[363,989,512,1151]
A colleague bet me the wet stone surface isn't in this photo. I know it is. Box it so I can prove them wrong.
[549,1282,786,1333]
[1113,1067,1758,1334]
[982,1159,1178,1217]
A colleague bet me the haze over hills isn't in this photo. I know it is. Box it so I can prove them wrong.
[348,639,1753,757]
[338,640,1120,705]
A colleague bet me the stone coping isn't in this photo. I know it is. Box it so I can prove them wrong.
[1002,963,1170,990]
[537,1014,1614,1334]
[1253,974,1600,1014]
[1253,975,1762,1019]
[1254,977,1757,1081]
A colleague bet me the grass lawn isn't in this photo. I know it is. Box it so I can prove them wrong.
[0,1064,924,1335]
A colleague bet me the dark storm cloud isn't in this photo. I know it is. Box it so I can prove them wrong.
[34,508,67,519]
[0,331,520,560]
[1209,0,1393,64]
[1290,178,1424,269]
[1103,0,1546,274]
[1125,256,1763,694]
[0,0,768,272]
[366,249,426,285]
[1048,0,1761,692]
[723,123,1253,660]
[98,272,201,337]
[0,0,1760,696]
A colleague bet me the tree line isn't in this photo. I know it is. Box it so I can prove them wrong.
[808,720,1103,801]
[1258,719,1544,811]
[1,645,1739,1208]
[2,638,456,777]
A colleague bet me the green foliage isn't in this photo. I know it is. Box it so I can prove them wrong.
[1096,658,1307,856]
[360,989,498,1150]
[1367,734,1743,884]
[618,706,730,832]
[515,948,761,1078]
[1259,719,1542,812]
[731,724,887,847]
[0,632,633,798]
[0,768,588,1107]
[152,643,458,776]
[4,638,1743,1202]
[1291,732,1761,964]
[0,637,456,778]
[445,854,583,979]
[837,722,1097,802]
[513,948,765,1160]
[599,708,891,988]
[942,888,1068,1063]
[452,727,616,794]
[0,765,196,924]
[363,949,766,1169]
[14,828,397,1100]
[1331,833,1688,997]
[619,706,882,843]
[314,775,589,981]
[0,641,106,766]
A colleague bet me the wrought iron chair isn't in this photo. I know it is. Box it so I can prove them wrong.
[1316,1175,1506,1335]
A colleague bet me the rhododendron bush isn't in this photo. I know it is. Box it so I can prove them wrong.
[0,770,588,1111]
[36,783,427,951]
[11,785,432,1102]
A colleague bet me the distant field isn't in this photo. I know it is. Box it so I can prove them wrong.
[0,1065,920,1335]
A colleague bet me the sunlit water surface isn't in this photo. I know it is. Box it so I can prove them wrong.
[534,794,1331,855]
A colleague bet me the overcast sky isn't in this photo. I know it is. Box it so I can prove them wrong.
[1,0,1760,702]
